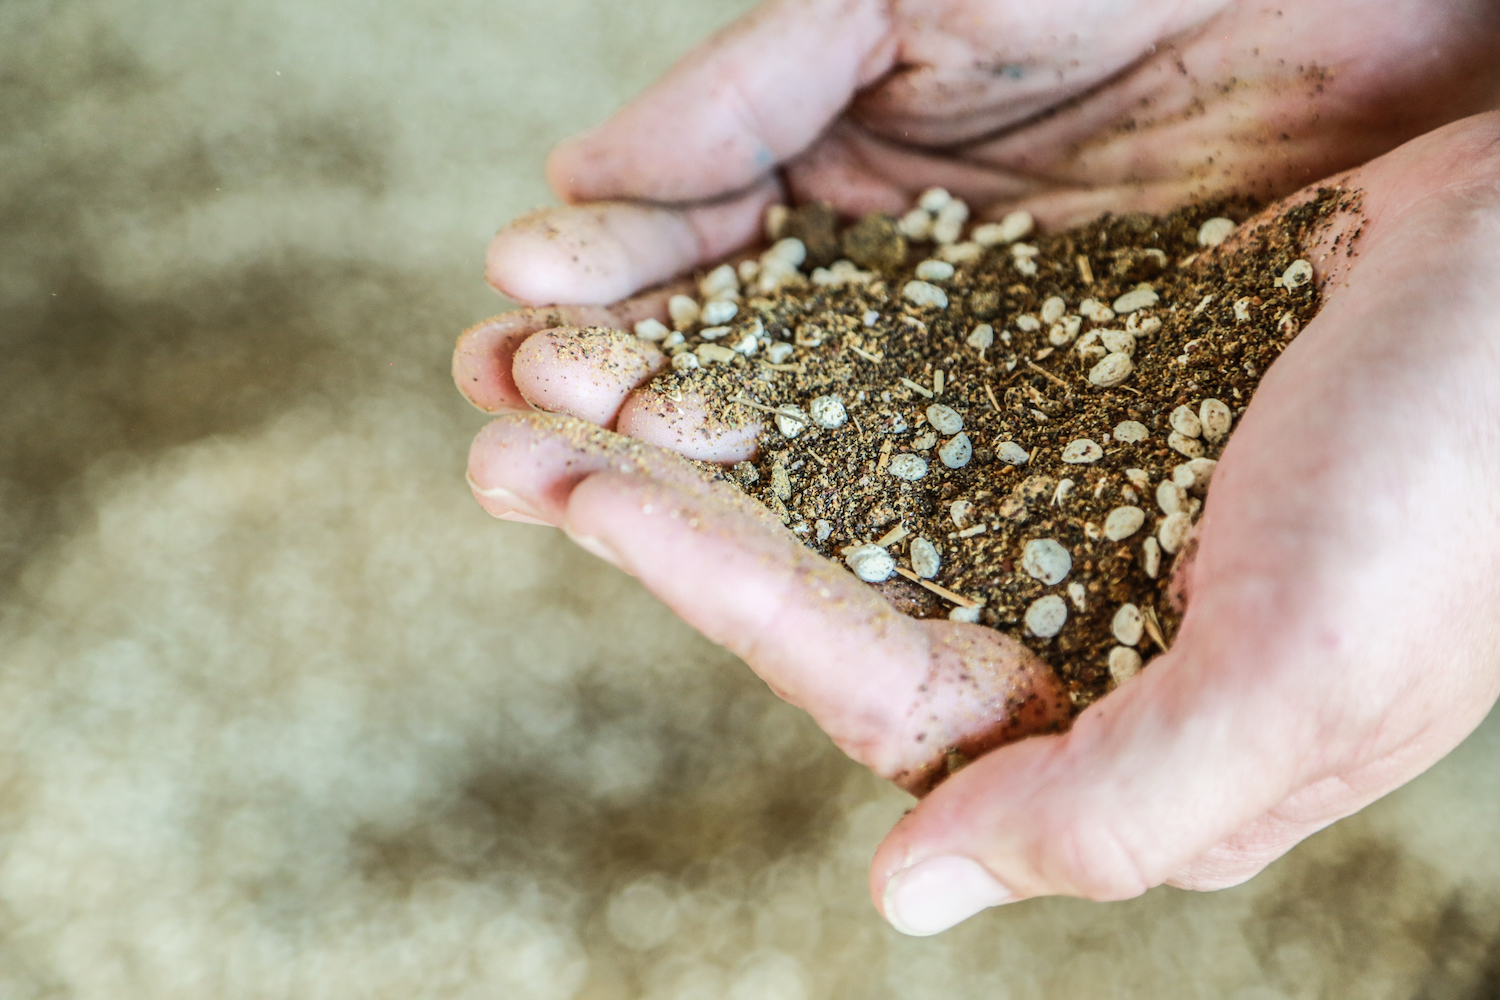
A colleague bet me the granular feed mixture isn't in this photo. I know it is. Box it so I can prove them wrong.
[633,189,1356,709]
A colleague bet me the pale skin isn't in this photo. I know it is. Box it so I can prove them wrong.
[458,0,1500,936]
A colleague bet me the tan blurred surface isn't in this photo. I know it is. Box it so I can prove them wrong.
[2,0,1498,997]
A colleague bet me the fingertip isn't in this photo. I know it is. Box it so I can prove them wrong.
[616,388,762,463]
[513,327,667,428]
[486,208,641,307]
[453,307,617,412]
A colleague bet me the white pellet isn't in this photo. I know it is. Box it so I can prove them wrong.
[1022,538,1072,585]
[910,537,941,579]
[1113,421,1149,443]
[1234,297,1253,322]
[931,217,963,244]
[1053,479,1075,506]
[1015,314,1041,332]
[634,318,670,341]
[699,263,739,301]
[1168,431,1206,458]
[738,258,759,283]
[1197,217,1236,247]
[912,430,936,451]
[775,408,808,439]
[949,500,974,528]
[1089,353,1135,388]
[1049,316,1083,347]
[764,204,790,241]
[915,259,955,282]
[1109,646,1143,684]
[765,237,807,268]
[1282,259,1314,289]
[731,333,758,355]
[698,325,732,341]
[888,454,928,481]
[1025,594,1068,638]
[1067,581,1087,611]
[1100,329,1136,356]
[1199,398,1232,442]
[1111,603,1144,646]
[1169,405,1203,439]
[938,241,983,264]
[766,342,794,364]
[936,198,969,226]
[1187,457,1218,490]
[918,187,952,213]
[1125,468,1151,489]
[696,343,736,364]
[756,258,800,294]
[926,403,963,435]
[973,210,1033,246]
[995,440,1030,465]
[1159,512,1192,554]
[1171,464,1196,489]
[700,299,738,325]
[1061,439,1104,464]
[949,605,982,623]
[1112,286,1159,313]
[902,281,949,309]
[668,294,700,328]
[938,433,972,469]
[671,352,699,371]
[1156,479,1188,515]
[966,324,994,350]
[1142,537,1161,578]
[809,395,847,429]
[1103,506,1146,541]
[898,208,933,240]
[863,309,880,327]
[846,544,896,582]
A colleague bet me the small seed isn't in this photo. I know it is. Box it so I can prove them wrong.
[1112,286,1159,313]
[1109,646,1143,683]
[634,318,670,341]
[696,343,737,365]
[1187,457,1218,490]
[699,325,732,341]
[1197,217,1236,247]
[973,210,1034,246]
[967,323,994,350]
[1159,512,1192,554]
[1168,431,1206,458]
[1156,480,1188,515]
[764,237,806,268]
[774,406,809,438]
[949,500,974,528]
[925,403,964,435]
[1199,398,1233,442]
[1103,506,1146,541]
[1024,594,1069,638]
[936,198,969,226]
[938,241,983,264]
[1015,314,1041,332]
[995,441,1030,465]
[915,259,955,282]
[1113,420,1149,443]
[845,544,896,582]
[1169,405,1203,438]
[1171,464,1196,489]
[1066,581,1087,611]
[765,342,794,364]
[1053,479,1075,506]
[1022,538,1072,585]
[1142,537,1162,578]
[701,299,738,325]
[931,217,963,244]
[1040,296,1066,324]
[763,204,789,241]
[902,280,949,309]
[1061,439,1104,464]
[910,536,941,578]
[898,208,932,240]
[912,430,936,451]
[1088,352,1135,388]
[1281,259,1314,289]
[1111,603,1145,646]
[1234,297,1253,322]
[1048,315,1082,346]
[1100,329,1136,356]
[809,395,847,429]
[917,187,952,213]
[938,433,972,469]
[1013,256,1039,277]
[949,605,982,623]
[671,352,699,371]
[888,454,928,481]
[699,263,739,300]
[668,294,700,329]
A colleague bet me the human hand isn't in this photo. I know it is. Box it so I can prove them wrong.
[485,0,1500,307]
[464,115,1500,933]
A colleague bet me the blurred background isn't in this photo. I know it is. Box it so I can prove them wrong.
[3,0,1499,996]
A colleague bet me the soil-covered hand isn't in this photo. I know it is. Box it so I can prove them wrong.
[464,115,1500,934]
[484,0,1500,307]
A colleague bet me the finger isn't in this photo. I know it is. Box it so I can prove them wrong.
[453,305,616,412]
[615,388,763,464]
[467,412,1069,791]
[486,182,779,306]
[547,0,896,204]
[512,327,668,428]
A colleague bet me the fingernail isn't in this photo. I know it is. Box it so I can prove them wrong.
[562,527,624,570]
[466,471,546,521]
[883,856,1013,937]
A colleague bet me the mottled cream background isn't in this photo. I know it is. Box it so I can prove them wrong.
[2,0,1499,997]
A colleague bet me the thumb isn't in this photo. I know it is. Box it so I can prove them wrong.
[869,625,1305,935]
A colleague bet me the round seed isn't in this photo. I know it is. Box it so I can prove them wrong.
[845,544,896,582]
[1197,217,1236,247]
[765,342,794,364]
[938,433,972,469]
[972,210,1034,246]
[671,352,699,371]
[1187,457,1218,490]
[1169,405,1203,439]
[1281,259,1314,289]
[695,343,737,364]
[888,454,928,481]
[949,500,974,528]
[1199,398,1233,442]
[1103,506,1146,541]
[1171,463,1197,489]
[731,333,757,355]
[634,318,670,341]
[931,217,963,245]
[1112,286,1159,313]
[699,264,739,300]
[809,395,847,429]
[1041,296,1066,324]
[765,237,806,268]
[1061,439,1104,464]
[1014,314,1041,333]
[701,299,738,325]
[966,323,994,350]
[1156,480,1188,515]
[1100,329,1136,356]
[918,187,951,213]
[949,605,982,623]
[1088,352,1135,388]
[1022,538,1072,585]
[1168,431,1206,458]
[925,403,964,435]
[938,241,983,264]
[775,406,809,438]
[1024,595,1068,638]
[910,537,941,579]
[915,259,955,282]
[1111,603,1144,646]
[668,294,700,328]
[902,280,949,309]
[1109,646,1143,684]
[1142,537,1162,578]
[698,325,731,341]
[1067,581,1087,611]
[1049,316,1082,346]
[898,209,932,240]
[995,441,1030,465]
[1113,420,1149,443]
[1158,512,1192,554]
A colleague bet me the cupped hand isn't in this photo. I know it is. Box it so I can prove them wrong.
[464,115,1500,934]
[487,0,1500,307]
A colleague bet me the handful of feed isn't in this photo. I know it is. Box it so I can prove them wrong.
[630,188,1350,710]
